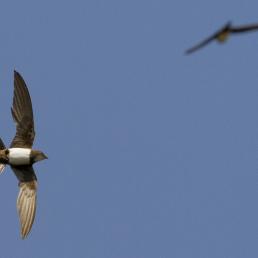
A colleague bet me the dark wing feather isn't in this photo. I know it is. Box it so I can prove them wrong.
[11,165,37,182]
[0,138,5,149]
[11,166,37,239]
[10,71,35,148]
[185,22,231,54]
[185,33,218,54]
[231,23,258,33]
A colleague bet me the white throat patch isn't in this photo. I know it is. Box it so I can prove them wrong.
[8,148,31,165]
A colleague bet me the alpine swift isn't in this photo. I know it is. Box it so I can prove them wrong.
[185,21,258,54]
[0,70,47,239]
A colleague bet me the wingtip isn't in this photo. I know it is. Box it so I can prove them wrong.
[14,70,20,77]
[21,229,29,239]
[184,48,195,55]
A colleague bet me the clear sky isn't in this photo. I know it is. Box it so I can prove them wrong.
[0,0,257,257]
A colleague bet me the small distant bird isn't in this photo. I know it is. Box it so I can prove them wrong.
[0,71,47,239]
[185,21,258,54]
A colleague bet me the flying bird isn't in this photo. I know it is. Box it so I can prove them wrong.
[185,21,258,54]
[0,71,47,239]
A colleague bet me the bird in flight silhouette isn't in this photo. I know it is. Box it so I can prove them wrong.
[185,21,258,54]
[0,71,47,239]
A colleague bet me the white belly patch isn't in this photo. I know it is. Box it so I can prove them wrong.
[9,148,31,165]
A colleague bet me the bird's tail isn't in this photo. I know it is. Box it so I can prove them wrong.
[0,138,6,173]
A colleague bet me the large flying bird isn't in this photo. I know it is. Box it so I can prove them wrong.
[185,21,258,54]
[0,71,47,239]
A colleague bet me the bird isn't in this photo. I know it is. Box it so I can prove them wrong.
[185,21,258,54]
[0,70,47,239]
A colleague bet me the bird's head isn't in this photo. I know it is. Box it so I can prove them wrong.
[31,150,48,164]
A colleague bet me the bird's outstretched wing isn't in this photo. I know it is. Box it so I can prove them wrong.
[185,33,218,54]
[231,23,258,33]
[11,165,37,239]
[10,71,35,148]
[185,22,231,54]
[0,163,5,174]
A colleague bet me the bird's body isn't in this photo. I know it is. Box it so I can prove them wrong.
[7,148,31,165]
[217,31,229,42]
[0,71,47,239]
[185,21,258,54]
[0,148,46,166]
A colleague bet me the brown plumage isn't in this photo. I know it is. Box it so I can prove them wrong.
[17,180,37,239]
[0,71,47,239]
[11,71,35,148]
[185,21,258,54]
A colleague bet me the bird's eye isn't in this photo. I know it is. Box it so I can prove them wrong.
[5,150,9,155]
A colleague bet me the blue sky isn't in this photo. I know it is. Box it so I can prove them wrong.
[0,0,257,257]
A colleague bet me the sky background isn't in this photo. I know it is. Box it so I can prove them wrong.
[0,0,257,257]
